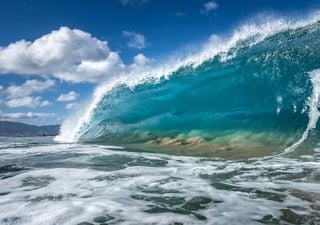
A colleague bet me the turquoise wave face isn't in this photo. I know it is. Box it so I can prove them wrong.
[78,21,320,157]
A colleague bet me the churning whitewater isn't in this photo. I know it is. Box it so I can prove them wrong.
[56,12,320,157]
[1,137,320,225]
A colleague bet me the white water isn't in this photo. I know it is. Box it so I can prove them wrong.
[0,139,320,225]
[56,12,320,143]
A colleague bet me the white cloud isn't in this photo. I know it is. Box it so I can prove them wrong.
[118,0,150,7]
[5,96,51,108]
[65,102,78,110]
[0,111,56,120]
[0,79,53,109]
[201,1,218,14]
[123,31,146,49]
[0,27,124,83]
[133,53,151,66]
[5,79,55,98]
[57,91,79,102]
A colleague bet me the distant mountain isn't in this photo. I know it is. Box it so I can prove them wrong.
[0,121,60,137]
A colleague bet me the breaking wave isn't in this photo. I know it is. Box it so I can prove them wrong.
[56,12,320,157]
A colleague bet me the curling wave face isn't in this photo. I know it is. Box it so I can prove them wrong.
[57,13,320,157]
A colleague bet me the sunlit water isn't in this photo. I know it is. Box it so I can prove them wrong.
[0,137,319,225]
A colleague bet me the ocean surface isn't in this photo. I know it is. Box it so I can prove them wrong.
[0,136,319,225]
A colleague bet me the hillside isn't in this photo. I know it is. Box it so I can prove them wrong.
[0,121,60,137]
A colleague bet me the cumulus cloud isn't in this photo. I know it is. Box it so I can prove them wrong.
[0,111,56,120]
[5,79,55,98]
[201,1,218,14]
[57,91,79,102]
[0,27,124,83]
[0,27,151,85]
[65,102,78,110]
[123,31,146,49]
[5,96,51,108]
[133,53,151,66]
[0,79,53,109]
[118,0,150,7]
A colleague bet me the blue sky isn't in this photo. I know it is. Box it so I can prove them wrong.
[0,0,319,125]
